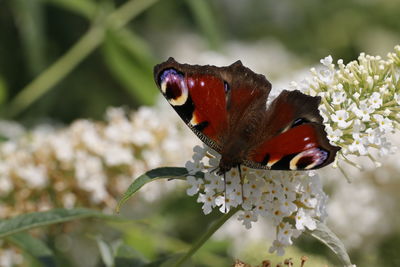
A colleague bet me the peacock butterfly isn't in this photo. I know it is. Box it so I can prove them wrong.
[154,58,340,174]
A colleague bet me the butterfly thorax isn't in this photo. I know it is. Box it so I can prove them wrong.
[218,126,258,174]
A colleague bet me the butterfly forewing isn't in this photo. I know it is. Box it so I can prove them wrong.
[154,58,229,151]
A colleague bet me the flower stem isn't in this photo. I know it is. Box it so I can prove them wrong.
[173,207,240,267]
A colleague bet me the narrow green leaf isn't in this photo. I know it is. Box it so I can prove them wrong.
[7,232,56,267]
[11,0,47,75]
[0,208,108,238]
[117,167,204,212]
[102,32,157,105]
[185,0,221,49]
[307,221,353,267]
[112,29,155,70]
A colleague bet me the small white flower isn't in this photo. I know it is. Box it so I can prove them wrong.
[348,133,368,155]
[269,240,286,256]
[331,110,352,129]
[238,211,258,229]
[352,101,374,122]
[279,198,298,216]
[296,208,317,230]
[197,191,217,215]
[204,172,224,192]
[185,159,204,175]
[331,91,346,105]
[243,175,265,199]
[268,200,286,225]
[325,125,343,143]
[373,114,393,133]
[192,145,207,161]
[320,55,333,67]
[277,222,301,245]
[215,192,240,213]
[352,119,365,133]
[186,176,203,196]
[225,169,242,194]
[368,92,382,109]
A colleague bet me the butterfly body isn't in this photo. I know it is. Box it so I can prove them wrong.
[154,58,340,174]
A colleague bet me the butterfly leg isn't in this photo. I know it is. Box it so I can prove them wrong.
[223,172,227,213]
[238,165,244,203]
[210,167,219,174]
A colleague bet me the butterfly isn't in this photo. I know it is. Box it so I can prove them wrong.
[154,58,340,175]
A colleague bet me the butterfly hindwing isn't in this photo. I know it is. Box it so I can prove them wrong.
[247,90,340,170]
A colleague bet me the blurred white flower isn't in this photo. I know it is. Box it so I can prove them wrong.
[0,103,197,215]
[16,164,48,188]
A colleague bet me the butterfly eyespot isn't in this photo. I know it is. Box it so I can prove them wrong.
[289,147,329,170]
[158,68,188,106]
[292,118,310,128]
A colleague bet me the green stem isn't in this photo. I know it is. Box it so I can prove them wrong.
[6,25,104,118]
[6,0,159,118]
[173,207,240,267]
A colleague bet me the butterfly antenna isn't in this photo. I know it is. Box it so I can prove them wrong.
[210,167,219,174]
[224,172,227,213]
[238,165,244,203]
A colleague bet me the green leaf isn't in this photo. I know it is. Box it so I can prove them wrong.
[307,221,353,267]
[102,31,157,105]
[117,167,204,212]
[0,208,109,238]
[185,0,222,50]
[11,0,47,75]
[113,29,155,71]
[7,232,56,267]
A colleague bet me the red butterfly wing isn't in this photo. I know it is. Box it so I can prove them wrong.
[246,90,340,170]
[153,58,271,153]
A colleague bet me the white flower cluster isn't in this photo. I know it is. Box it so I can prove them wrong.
[185,145,328,256]
[0,104,196,216]
[291,45,400,170]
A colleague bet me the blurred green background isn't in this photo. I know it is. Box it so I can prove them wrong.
[1,0,399,123]
[1,0,400,266]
